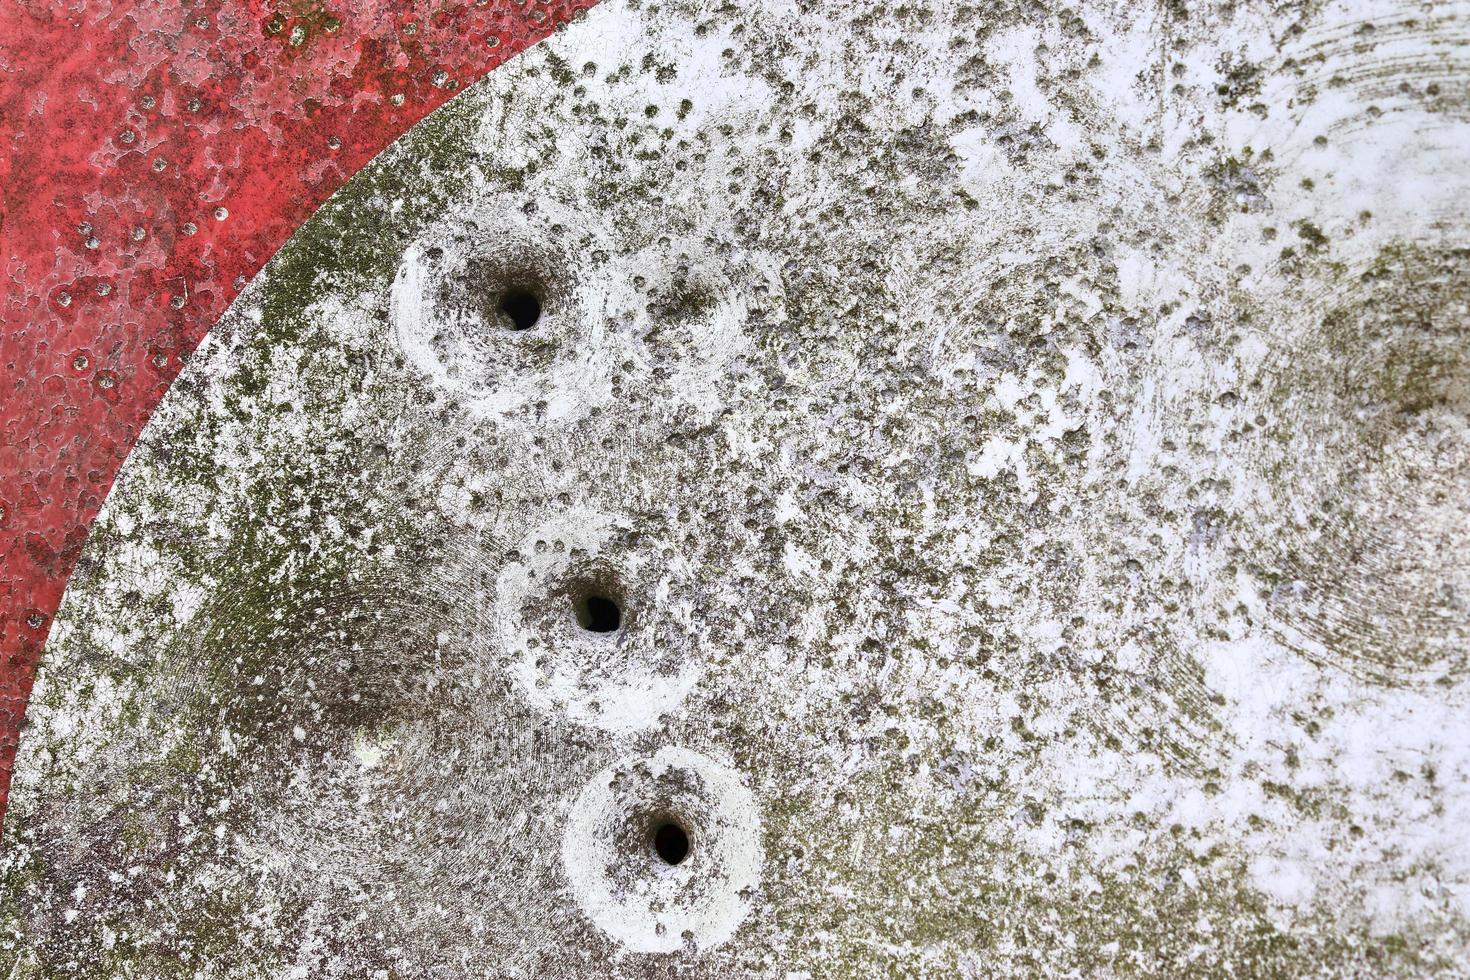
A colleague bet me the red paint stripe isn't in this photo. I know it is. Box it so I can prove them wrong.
[0,0,597,826]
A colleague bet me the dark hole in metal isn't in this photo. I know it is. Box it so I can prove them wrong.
[499,288,541,331]
[653,822,690,866]
[575,594,622,633]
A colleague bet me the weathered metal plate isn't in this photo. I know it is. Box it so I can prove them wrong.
[5,0,1470,976]
[0,0,593,816]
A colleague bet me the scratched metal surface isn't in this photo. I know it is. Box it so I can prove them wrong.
[5,0,1470,976]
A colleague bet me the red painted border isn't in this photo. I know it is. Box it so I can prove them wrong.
[0,0,596,826]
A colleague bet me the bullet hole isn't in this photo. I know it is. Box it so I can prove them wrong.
[498,288,542,331]
[652,821,691,866]
[574,592,622,633]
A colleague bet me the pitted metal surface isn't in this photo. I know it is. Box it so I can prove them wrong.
[5,0,1470,975]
